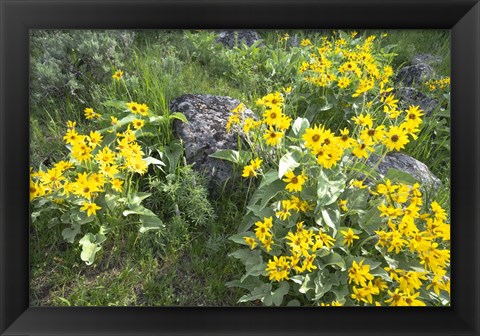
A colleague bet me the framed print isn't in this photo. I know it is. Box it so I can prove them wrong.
[1,0,479,335]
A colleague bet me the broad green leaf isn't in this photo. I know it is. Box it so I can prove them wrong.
[384,168,418,185]
[287,299,301,306]
[229,232,254,245]
[241,262,266,282]
[331,284,350,302]
[344,189,369,211]
[278,152,300,178]
[318,206,340,235]
[123,205,156,217]
[163,140,183,173]
[130,192,152,206]
[226,276,263,291]
[258,169,279,189]
[229,248,260,264]
[238,284,272,303]
[139,215,164,233]
[209,149,251,166]
[316,169,345,207]
[267,281,289,306]
[314,270,333,300]
[117,114,137,127]
[322,252,346,271]
[104,193,120,211]
[289,275,305,285]
[248,179,285,211]
[102,99,128,110]
[62,223,82,244]
[144,156,166,167]
[169,112,188,123]
[358,203,384,234]
[299,273,314,294]
[79,233,102,265]
[291,117,310,136]
[71,210,95,225]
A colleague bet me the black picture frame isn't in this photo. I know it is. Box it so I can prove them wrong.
[1,0,479,335]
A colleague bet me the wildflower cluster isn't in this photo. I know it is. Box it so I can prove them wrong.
[298,32,393,98]
[225,32,450,307]
[425,77,450,91]
[30,81,167,264]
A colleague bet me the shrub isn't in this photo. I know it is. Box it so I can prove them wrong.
[30,30,135,103]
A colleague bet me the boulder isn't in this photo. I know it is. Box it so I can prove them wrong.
[395,63,434,87]
[366,152,441,189]
[396,87,439,116]
[216,30,261,48]
[170,94,255,192]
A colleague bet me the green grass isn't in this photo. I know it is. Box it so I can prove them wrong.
[29,29,451,306]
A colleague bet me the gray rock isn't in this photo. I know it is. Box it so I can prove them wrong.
[366,152,441,189]
[395,63,435,87]
[216,30,261,48]
[412,54,442,65]
[170,94,255,192]
[396,87,439,116]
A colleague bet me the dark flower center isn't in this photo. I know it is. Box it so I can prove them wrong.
[391,135,399,142]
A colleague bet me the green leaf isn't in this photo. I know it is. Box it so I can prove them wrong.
[117,114,137,127]
[322,252,346,270]
[104,193,120,211]
[331,284,350,302]
[129,192,152,206]
[238,284,272,303]
[269,281,290,306]
[287,299,301,306]
[384,168,418,185]
[229,232,253,245]
[299,273,314,294]
[144,156,166,167]
[291,117,310,136]
[139,215,164,233]
[169,112,188,123]
[314,269,333,300]
[102,99,127,110]
[71,210,95,225]
[258,169,279,189]
[123,205,156,217]
[248,179,285,211]
[358,203,384,234]
[318,206,340,235]
[316,169,345,207]
[226,276,263,291]
[241,262,266,282]
[163,140,183,173]
[229,248,259,263]
[278,152,300,178]
[209,149,251,166]
[62,223,82,244]
[79,233,102,265]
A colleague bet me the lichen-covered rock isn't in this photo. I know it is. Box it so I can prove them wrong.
[396,87,439,116]
[170,94,255,191]
[366,152,441,189]
[216,30,261,48]
[395,63,434,87]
